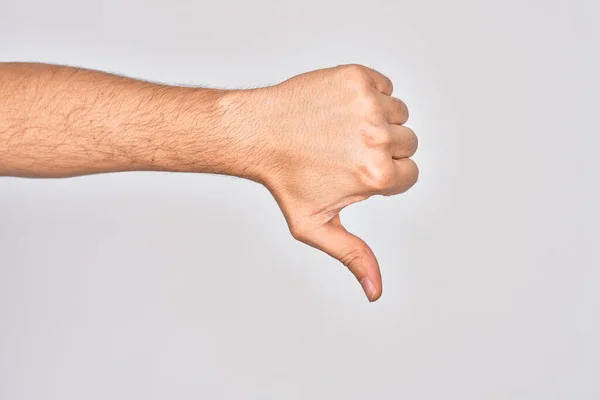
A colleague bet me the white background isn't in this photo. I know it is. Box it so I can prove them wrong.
[1,0,599,398]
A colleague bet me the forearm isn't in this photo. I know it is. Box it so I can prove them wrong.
[0,63,256,179]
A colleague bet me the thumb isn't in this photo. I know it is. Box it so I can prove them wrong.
[302,216,382,302]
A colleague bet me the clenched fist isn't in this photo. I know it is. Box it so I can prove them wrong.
[222,65,419,301]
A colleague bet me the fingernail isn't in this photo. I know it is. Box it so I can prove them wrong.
[360,277,376,302]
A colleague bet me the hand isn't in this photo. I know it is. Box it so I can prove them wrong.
[228,64,419,301]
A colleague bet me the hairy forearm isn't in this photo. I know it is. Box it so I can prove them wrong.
[0,63,256,179]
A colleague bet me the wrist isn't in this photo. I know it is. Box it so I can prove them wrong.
[211,88,272,183]
[144,86,266,182]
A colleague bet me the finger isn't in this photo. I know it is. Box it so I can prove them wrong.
[304,215,382,302]
[360,66,394,96]
[389,125,418,159]
[380,94,409,125]
[386,158,419,195]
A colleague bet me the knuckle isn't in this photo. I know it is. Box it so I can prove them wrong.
[408,134,419,155]
[384,77,394,94]
[399,159,419,191]
[339,64,367,78]
[399,100,409,120]
[405,128,419,154]
[357,95,383,123]
[339,246,366,269]
[388,98,408,123]
[359,160,395,190]
[338,65,370,91]
[363,127,391,147]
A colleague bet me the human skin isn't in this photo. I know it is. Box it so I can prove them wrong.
[0,63,418,301]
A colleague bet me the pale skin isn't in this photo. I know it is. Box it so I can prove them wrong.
[0,62,418,302]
